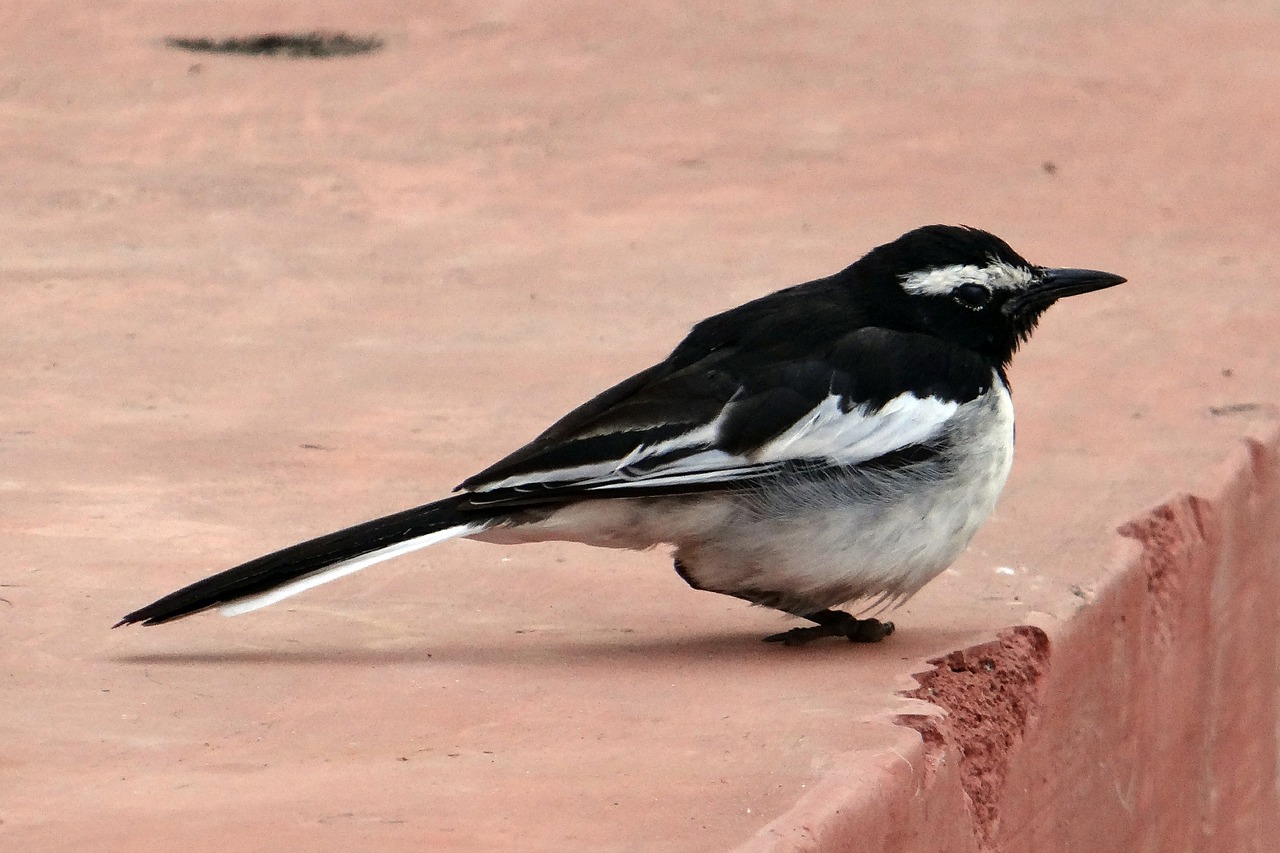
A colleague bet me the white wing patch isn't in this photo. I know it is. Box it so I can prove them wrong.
[754,392,958,465]
[900,260,1033,297]
[472,391,961,495]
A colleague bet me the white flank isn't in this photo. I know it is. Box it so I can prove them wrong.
[218,522,486,616]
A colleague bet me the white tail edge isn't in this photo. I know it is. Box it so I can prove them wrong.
[218,522,486,616]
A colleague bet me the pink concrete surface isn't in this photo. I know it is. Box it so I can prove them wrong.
[3,2,1279,850]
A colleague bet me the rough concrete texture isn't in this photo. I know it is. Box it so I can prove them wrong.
[3,1,1279,850]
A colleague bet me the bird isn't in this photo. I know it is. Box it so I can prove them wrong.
[116,225,1124,644]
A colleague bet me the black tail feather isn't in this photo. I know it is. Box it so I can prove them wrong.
[116,496,481,627]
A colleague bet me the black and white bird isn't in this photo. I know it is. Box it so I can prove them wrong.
[117,225,1123,644]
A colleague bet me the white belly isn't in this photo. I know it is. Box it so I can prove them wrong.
[677,382,1015,612]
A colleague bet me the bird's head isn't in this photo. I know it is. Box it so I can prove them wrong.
[852,225,1125,367]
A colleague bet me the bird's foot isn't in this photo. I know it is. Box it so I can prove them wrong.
[763,609,895,646]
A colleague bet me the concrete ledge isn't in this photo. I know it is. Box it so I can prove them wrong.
[738,427,1280,851]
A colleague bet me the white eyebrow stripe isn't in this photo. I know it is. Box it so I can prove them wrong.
[900,264,984,296]
[900,260,1033,297]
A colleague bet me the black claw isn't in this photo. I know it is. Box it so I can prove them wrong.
[847,618,895,643]
[763,612,895,646]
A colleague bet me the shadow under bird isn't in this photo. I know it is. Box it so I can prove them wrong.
[117,225,1124,644]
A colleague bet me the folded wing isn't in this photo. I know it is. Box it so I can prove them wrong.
[459,326,995,504]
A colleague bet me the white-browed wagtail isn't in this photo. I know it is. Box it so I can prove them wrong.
[117,225,1124,644]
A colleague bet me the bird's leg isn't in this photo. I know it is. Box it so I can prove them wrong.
[762,609,895,646]
[673,560,893,646]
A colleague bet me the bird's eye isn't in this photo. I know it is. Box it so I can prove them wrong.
[953,283,991,309]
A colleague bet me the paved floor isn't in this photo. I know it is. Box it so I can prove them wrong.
[3,1,1278,849]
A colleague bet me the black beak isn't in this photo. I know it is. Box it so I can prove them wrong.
[1003,267,1126,317]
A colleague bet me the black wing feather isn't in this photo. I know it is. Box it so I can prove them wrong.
[461,283,993,497]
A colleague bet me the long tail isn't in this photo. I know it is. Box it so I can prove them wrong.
[115,496,492,627]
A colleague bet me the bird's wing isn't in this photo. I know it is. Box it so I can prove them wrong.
[458,326,995,504]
